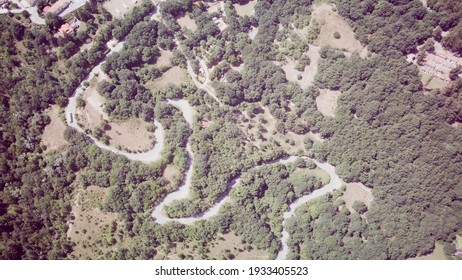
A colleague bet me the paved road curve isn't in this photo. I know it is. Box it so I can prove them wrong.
[65,40,166,163]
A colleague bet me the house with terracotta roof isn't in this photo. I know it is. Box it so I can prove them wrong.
[58,23,74,35]
[58,18,80,36]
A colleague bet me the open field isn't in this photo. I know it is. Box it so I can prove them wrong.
[208,232,269,260]
[420,69,448,90]
[312,3,363,53]
[316,89,341,117]
[206,2,222,14]
[68,186,132,259]
[163,164,180,183]
[42,105,68,152]
[150,66,188,89]
[234,0,257,17]
[340,182,373,213]
[105,118,155,151]
[156,50,173,67]
[79,73,110,130]
[157,232,269,260]
[177,15,197,32]
[104,0,141,19]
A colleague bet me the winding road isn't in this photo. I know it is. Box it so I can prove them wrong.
[276,158,342,259]
[61,0,343,260]
[65,40,166,163]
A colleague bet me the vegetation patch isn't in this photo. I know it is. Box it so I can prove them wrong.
[104,118,156,152]
[408,243,447,260]
[156,50,174,68]
[42,106,68,152]
[315,89,341,117]
[312,3,363,53]
[151,66,188,89]
[339,183,373,214]
[68,186,133,260]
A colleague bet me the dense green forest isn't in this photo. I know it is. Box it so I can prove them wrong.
[427,0,462,55]
[1,0,461,260]
[0,0,158,259]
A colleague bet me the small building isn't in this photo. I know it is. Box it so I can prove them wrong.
[58,18,80,36]
[58,23,74,35]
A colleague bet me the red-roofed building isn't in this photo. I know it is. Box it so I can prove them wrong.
[58,23,74,35]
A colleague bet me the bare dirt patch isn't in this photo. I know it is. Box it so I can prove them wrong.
[78,73,110,131]
[156,50,173,68]
[340,183,373,213]
[231,63,245,72]
[151,66,188,89]
[234,0,257,17]
[104,0,141,19]
[177,15,197,32]
[163,164,180,183]
[206,1,222,14]
[68,185,132,259]
[105,118,155,151]
[42,105,68,152]
[312,3,363,53]
[316,89,341,117]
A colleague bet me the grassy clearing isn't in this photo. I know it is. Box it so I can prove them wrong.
[316,89,341,117]
[291,167,331,186]
[157,232,269,260]
[234,0,257,17]
[163,164,180,183]
[420,70,448,90]
[156,50,173,68]
[280,44,321,89]
[42,105,68,152]
[177,15,197,32]
[238,105,314,155]
[68,186,132,259]
[78,73,110,130]
[312,3,363,53]
[105,118,155,152]
[104,0,141,19]
[339,183,373,213]
[149,66,188,89]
